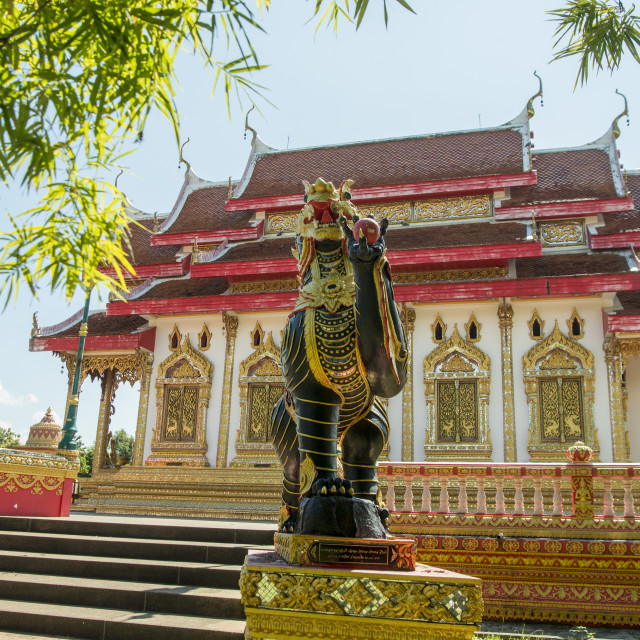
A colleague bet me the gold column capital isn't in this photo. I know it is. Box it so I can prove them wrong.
[498,300,514,323]
[222,311,239,340]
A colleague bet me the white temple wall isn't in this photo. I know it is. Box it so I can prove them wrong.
[510,297,613,462]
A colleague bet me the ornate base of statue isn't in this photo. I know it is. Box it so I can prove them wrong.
[274,532,417,571]
[240,549,482,640]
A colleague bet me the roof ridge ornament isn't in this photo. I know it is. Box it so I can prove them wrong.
[244,105,258,144]
[612,89,630,139]
[527,71,544,120]
[179,138,192,174]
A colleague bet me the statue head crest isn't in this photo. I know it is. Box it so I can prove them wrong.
[297,178,357,241]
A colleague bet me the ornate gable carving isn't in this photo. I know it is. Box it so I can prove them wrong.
[522,321,593,371]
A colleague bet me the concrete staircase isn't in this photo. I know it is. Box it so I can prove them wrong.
[0,514,274,640]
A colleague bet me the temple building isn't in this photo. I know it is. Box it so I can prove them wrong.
[29,86,640,518]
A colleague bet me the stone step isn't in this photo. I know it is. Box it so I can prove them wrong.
[0,633,81,639]
[0,516,274,546]
[0,572,244,619]
[0,550,243,589]
[0,599,245,640]
[0,531,267,565]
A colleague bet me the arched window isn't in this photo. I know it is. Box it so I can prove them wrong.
[231,329,283,467]
[523,321,598,461]
[424,325,491,460]
[147,334,212,467]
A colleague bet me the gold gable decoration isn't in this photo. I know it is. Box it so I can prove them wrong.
[231,330,283,468]
[423,324,491,460]
[146,334,213,467]
[523,321,598,461]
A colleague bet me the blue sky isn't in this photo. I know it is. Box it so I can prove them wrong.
[2,1,639,446]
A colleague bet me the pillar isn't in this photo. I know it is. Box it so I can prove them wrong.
[92,368,117,474]
[132,351,154,466]
[498,301,517,462]
[216,312,239,467]
[604,336,628,462]
[401,306,416,461]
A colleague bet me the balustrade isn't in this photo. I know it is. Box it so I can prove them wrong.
[377,461,640,524]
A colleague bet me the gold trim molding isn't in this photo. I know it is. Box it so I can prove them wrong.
[523,322,598,461]
[423,325,491,460]
[498,302,517,462]
[147,334,213,467]
[401,305,416,461]
[231,329,283,468]
[216,312,239,467]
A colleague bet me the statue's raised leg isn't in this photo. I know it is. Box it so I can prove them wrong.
[341,398,389,502]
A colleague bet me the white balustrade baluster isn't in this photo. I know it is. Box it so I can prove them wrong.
[623,478,636,518]
[532,477,544,516]
[513,477,525,515]
[602,478,615,517]
[476,477,487,515]
[439,476,450,513]
[404,475,414,512]
[494,477,505,515]
[457,477,468,514]
[421,476,432,512]
[552,477,564,516]
[386,475,396,512]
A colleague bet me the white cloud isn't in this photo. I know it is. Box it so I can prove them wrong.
[0,380,38,407]
[0,420,12,430]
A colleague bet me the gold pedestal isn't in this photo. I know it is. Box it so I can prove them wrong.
[240,549,482,640]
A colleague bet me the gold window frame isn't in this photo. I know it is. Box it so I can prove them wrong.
[230,331,283,468]
[523,321,598,461]
[423,325,492,461]
[146,334,213,467]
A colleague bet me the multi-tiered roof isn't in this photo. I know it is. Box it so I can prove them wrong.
[30,92,640,351]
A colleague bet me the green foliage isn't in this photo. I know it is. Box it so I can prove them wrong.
[113,428,134,458]
[549,0,640,86]
[0,425,21,448]
[0,0,267,303]
[78,444,95,477]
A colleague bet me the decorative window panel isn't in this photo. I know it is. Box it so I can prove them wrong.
[247,382,285,442]
[539,377,585,442]
[523,322,596,461]
[414,194,491,222]
[539,220,586,248]
[265,211,299,235]
[436,380,479,443]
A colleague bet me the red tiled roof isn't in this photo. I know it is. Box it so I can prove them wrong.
[597,173,640,234]
[237,129,525,200]
[125,220,180,266]
[132,277,229,301]
[163,186,255,234]
[507,149,617,207]
[215,238,296,263]
[52,313,149,338]
[613,290,640,314]
[385,222,528,250]
[515,253,628,279]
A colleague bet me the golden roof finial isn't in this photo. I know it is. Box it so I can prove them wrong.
[179,137,191,173]
[228,176,233,200]
[153,212,159,234]
[114,169,123,192]
[244,105,257,144]
[612,89,630,139]
[527,71,543,119]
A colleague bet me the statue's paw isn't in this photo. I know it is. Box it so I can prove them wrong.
[278,516,297,533]
[378,506,391,530]
[311,477,354,498]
